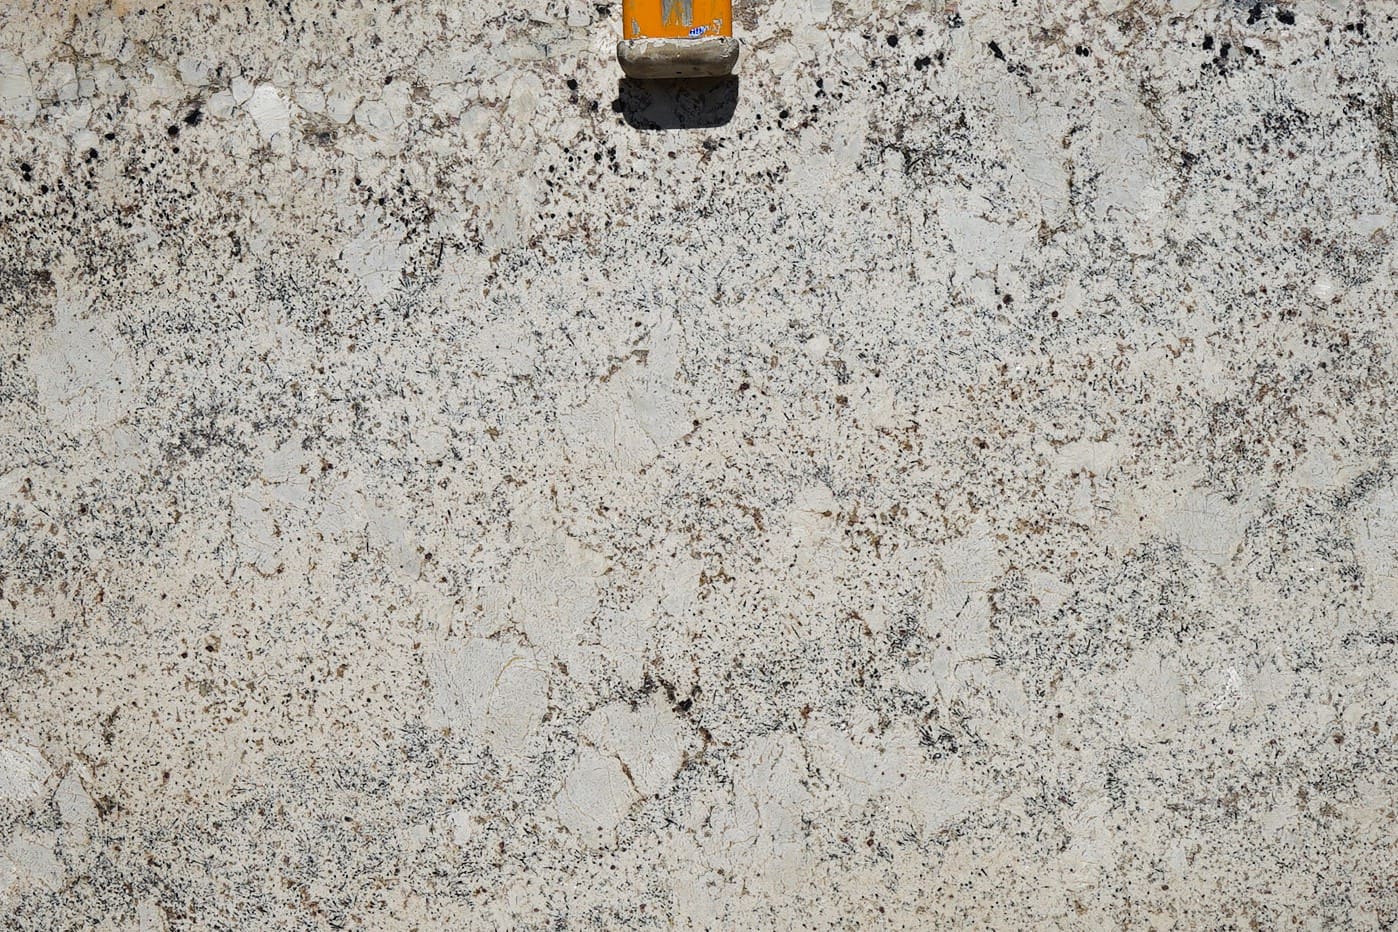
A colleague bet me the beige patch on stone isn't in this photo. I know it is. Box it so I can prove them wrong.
[424,638,547,765]
[25,289,134,436]
[553,746,639,847]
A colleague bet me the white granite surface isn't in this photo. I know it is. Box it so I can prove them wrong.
[3,0,1398,928]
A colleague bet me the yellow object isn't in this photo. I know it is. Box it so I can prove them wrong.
[622,0,733,40]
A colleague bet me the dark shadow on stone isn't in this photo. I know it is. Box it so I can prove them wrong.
[615,77,739,130]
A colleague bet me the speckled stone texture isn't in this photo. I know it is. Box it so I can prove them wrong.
[2,0,1397,928]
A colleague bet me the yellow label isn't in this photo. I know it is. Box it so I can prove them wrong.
[621,0,733,39]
